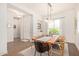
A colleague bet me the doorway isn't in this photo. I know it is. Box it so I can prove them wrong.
[13,16,21,41]
[7,4,33,42]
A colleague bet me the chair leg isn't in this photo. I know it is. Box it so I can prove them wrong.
[31,42,33,48]
[40,53,42,56]
[34,49,36,56]
[48,51,49,56]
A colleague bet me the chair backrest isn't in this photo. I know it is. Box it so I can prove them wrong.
[34,41,49,53]
[52,40,64,50]
[52,44,60,49]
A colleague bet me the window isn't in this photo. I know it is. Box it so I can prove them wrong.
[48,19,61,35]
[54,19,61,29]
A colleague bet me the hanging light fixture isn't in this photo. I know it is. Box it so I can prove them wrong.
[48,3,52,21]
[44,3,52,23]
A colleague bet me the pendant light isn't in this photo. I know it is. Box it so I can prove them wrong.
[48,3,52,20]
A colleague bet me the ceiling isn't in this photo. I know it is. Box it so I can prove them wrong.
[10,3,77,17]
[21,3,76,16]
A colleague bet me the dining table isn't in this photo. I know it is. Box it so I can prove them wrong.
[32,35,64,56]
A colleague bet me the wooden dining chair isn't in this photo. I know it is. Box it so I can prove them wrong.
[51,36,65,56]
[34,41,50,56]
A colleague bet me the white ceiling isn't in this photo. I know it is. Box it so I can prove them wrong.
[10,3,77,17]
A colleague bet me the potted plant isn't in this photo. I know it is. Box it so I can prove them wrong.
[49,28,61,35]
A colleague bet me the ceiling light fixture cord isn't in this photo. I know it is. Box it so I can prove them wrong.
[48,3,52,20]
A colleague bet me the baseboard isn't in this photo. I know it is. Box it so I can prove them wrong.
[7,40,14,43]
[21,39,30,42]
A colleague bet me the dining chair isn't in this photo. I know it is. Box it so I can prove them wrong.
[34,41,50,56]
[51,39,64,56]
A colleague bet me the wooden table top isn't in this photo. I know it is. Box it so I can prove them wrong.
[32,35,64,44]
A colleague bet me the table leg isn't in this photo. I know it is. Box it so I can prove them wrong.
[48,44,52,56]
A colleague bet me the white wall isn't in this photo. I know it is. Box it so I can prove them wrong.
[76,20,79,49]
[32,15,39,37]
[32,15,44,37]
[76,6,79,49]
[0,4,7,55]
[53,9,76,43]
[72,4,79,50]
[20,14,33,40]
[7,10,15,42]
[7,9,21,42]
[41,20,48,35]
